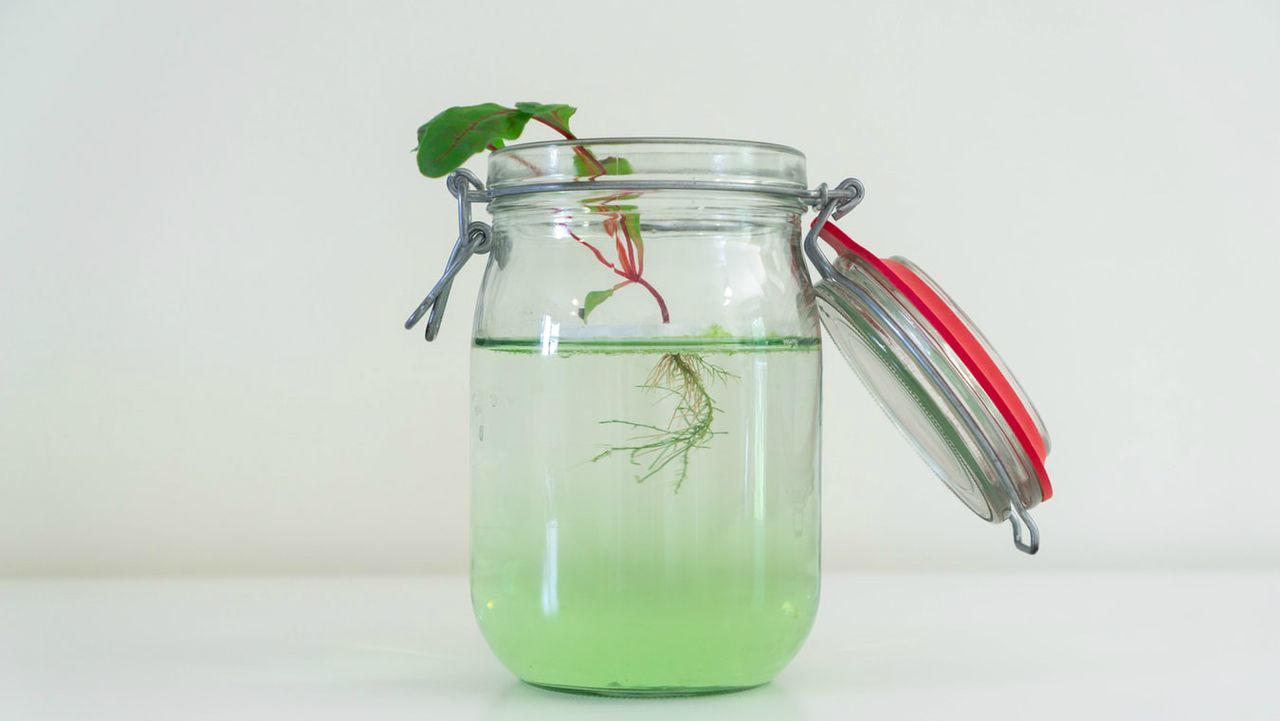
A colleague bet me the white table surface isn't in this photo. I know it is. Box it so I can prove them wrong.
[1,573,1276,720]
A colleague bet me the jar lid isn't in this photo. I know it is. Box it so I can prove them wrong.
[810,220,1053,553]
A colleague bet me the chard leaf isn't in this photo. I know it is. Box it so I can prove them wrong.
[580,287,616,321]
[574,155,633,177]
[514,102,577,137]
[416,103,530,177]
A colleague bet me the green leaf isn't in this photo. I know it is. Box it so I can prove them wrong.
[573,155,633,177]
[621,211,642,249]
[514,102,577,137]
[415,103,531,177]
[620,209,644,270]
[580,288,615,322]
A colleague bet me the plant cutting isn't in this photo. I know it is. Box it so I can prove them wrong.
[415,102,734,488]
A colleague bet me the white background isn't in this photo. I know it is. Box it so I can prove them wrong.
[2,0,1278,578]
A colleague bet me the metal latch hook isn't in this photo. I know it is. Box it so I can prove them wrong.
[403,169,492,341]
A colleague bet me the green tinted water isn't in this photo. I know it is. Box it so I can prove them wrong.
[470,337,822,695]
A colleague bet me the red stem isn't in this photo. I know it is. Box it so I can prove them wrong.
[565,227,619,273]
[614,235,631,274]
[533,116,576,139]
[632,277,670,323]
[572,145,607,177]
[534,116,609,179]
[618,215,640,274]
[540,118,671,323]
[510,153,543,176]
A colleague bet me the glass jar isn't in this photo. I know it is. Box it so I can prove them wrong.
[467,140,822,695]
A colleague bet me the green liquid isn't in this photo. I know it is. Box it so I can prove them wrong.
[470,337,822,695]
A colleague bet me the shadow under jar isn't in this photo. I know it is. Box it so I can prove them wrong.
[468,140,822,696]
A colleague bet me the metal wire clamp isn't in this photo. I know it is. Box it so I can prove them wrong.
[404,171,865,340]
[403,169,492,340]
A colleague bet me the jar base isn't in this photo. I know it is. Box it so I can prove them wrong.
[524,680,767,698]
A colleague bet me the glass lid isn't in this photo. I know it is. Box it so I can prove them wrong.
[806,219,1053,554]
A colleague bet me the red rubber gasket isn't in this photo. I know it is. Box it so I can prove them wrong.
[818,221,1052,501]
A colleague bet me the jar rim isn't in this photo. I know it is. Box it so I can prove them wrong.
[487,137,808,192]
[490,136,806,158]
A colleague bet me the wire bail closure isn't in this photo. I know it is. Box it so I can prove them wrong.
[403,169,492,340]
[404,172,865,340]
